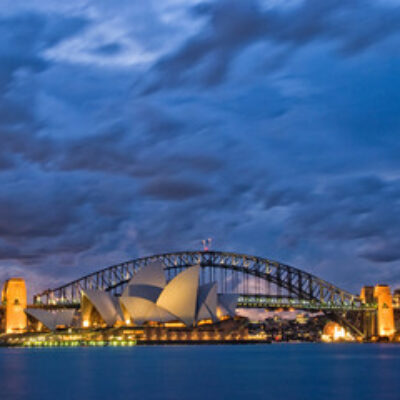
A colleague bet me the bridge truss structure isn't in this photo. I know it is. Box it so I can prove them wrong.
[34,251,366,307]
[34,251,372,336]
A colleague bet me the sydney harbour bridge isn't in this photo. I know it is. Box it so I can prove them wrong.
[33,250,381,338]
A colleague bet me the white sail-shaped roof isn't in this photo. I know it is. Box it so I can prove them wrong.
[122,261,166,297]
[25,309,75,331]
[123,284,163,302]
[120,296,175,325]
[196,282,217,322]
[82,290,122,327]
[217,294,238,317]
[157,265,200,326]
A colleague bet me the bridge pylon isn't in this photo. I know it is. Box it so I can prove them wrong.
[359,285,395,340]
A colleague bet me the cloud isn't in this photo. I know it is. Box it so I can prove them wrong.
[140,0,400,92]
[93,42,123,56]
[140,177,211,200]
[0,11,89,172]
[0,0,400,294]
[359,240,400,263]
[278,176,400,264]
[0,12,87,87]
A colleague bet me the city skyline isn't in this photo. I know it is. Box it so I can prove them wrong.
[1,0,400,295]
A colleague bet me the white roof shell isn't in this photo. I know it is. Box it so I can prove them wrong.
[157,265,200,326]
[82,290,123,327]
[77,263,237,328]
[119,265,237,326]
[196,282,217,322]
[217,294,238,317]
[25,308,75,331]
[120,296,175,325]
[123,284,163,303]
[122,261,166,297]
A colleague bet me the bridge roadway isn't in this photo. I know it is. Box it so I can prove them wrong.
[237,295,377,311]
[27,294,380,312]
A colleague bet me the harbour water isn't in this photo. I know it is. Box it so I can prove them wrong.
[0,344,399,400]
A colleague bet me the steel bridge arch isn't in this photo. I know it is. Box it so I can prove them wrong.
[34,250,361,309]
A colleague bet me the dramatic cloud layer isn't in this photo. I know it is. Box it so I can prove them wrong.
[1,0,400,296]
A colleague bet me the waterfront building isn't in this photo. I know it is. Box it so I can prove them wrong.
[321,321,354,342]
[23,262,238,331]
[295,313,308,325]
[82,262,237,328]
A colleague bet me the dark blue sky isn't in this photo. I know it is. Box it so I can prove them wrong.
[1,0,400,295]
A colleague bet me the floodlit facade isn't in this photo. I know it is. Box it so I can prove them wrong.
[374,285,395,337]
[321,321,354,342]
[81,262,238,328]
[2,278,27,334]
[81,290,124,327]
[360,284,395,338]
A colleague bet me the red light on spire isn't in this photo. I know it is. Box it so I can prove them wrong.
[202,238,212,251]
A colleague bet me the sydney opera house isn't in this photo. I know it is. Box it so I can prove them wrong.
[20,263,240,338]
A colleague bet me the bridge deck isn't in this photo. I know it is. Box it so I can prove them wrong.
[27,295,379,312]
[237,295,377,311]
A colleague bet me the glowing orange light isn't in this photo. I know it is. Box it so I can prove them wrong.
[333,325,345,340]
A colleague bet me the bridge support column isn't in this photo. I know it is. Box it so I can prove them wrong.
[374,285,395,338]
[1,278,27,334]
[361,310,377,339]
[360,285,395,340]
[360,286,377,339]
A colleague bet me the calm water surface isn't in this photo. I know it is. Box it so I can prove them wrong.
[0,344,399,400]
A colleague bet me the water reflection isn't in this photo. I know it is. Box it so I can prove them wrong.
[0,344,399,400]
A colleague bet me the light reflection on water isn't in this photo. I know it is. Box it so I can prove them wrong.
[0,344,399,400]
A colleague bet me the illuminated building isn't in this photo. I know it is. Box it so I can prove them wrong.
[0,263,238,334]
[295,313,308,325]
[373,285,395,338]
[81,262,238,328]
[321,321,353,342]
[81,290,124,327]
[1,278,27,334]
